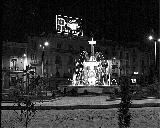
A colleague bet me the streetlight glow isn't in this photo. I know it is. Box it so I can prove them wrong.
[39,41,49,77]
[147,33,160,83]
[44,41,49,46]
[23,53,26,57]
[148,35,153,40]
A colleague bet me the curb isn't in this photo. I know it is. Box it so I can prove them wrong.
[1,97,159,103]
[2,103,160,110]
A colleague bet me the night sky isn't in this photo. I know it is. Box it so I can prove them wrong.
[2,0,159,43]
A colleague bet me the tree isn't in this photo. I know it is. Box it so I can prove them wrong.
[10,81,37,128]
[118,76,132,128]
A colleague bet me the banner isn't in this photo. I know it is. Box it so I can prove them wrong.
[56,15,83,36]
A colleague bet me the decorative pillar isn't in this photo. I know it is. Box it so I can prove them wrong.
[88,37,96,61]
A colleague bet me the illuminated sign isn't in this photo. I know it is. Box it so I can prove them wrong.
[56,15,83,36]
[111,78,117,85]
[131,79,136,83]
[134,72,138,74]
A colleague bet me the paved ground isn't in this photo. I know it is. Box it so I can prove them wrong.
[1,96,160,107]
[1,107,160,128]
[1,96,160,128]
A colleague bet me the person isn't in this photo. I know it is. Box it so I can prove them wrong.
[63,87,67,96]
[37,83,43,103]
[52,90,55,99]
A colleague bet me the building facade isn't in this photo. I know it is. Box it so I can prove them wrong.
[2,34,154,89]
[27,34,153,79]
[2,41,28,89]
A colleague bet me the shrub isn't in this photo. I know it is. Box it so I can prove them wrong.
[13,97,37,128]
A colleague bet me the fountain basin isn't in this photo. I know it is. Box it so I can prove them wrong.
[58,85,119,94]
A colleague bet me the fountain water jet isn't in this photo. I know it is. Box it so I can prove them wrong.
[71,38,111,87]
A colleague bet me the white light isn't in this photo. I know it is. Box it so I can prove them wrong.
[131,79,136,83]
[40,44,42,47]
[134,72,138,74]
[88,38,96,45]
[23,54,26,57]
[44,41,49,46]
[158,38,160,42]
[148,35,153,40]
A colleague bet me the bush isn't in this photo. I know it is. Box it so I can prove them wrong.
[13,97,37,128]
[147,83,160,97]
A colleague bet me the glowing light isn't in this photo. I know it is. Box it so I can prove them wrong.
[134,72,138,74]
[71,40,111,86]
[44,41,49,46]
[23,54,28,70]
[23,54,26,57]
[158,38,160,42]
[148,35,153,40]
[56,15,83,36]
[88,38,96,45]
[39,44,42,47]
[131,79,136,83]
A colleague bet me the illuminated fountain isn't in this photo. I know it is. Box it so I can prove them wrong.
[71,38,111,87]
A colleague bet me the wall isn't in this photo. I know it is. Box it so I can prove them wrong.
[26,35,152,79]
[2,41,28,89]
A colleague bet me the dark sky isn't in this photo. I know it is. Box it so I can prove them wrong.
[2,0,159,43]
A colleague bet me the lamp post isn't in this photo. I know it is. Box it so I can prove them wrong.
[148,35,160,82]
[23,50,29,94]
[40,41,49,77]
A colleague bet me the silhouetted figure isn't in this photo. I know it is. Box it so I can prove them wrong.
[52,90,55,99]
[118,76,132,128]
[63,88,67,96]
[37,85,43,103]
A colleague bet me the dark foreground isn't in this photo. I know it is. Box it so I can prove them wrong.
[1,107,160,128]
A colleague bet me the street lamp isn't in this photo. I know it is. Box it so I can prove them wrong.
[148,35,153,41]
[40,41,49,77]
[23,53,27,57]
[44,41,49,46]
[148,35,160,63]
[148,35,160,82]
